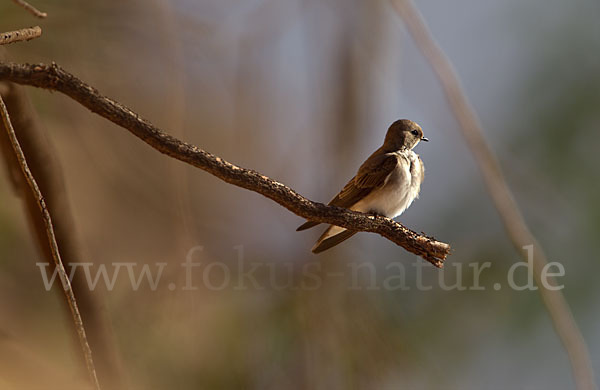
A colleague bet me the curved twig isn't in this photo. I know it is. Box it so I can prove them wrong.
[10,0,47,19]
[0,61,450,267]
[391,0,596,389]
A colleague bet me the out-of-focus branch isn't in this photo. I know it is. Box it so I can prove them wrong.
[0,62,451,267]
[11,0,47,19]
[0,73,124,387]
[0,26,42,46]
[390,1,596,389]
[0,96,101,389]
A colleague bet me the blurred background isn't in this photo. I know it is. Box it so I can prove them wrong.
[0,0,599,388]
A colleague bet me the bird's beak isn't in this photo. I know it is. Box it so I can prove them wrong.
[421,137,429,142]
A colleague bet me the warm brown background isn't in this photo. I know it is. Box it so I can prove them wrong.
[0,0,599,389]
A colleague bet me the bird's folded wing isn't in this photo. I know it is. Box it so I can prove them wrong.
[330,153,398,208]
[296,152,397,231]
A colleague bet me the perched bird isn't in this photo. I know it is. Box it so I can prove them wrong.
[297,119,428,253]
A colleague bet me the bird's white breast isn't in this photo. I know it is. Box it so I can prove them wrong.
[351,150,423,218]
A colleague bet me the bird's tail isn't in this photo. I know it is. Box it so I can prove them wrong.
[311,225,357,254]
[296,220,320,231]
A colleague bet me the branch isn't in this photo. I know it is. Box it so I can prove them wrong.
[391,0,596,389]
[11,0,47,18]
[0,69,124,386]
[0,26,42,46]
[0,95,101,389]
[0,61,451,267]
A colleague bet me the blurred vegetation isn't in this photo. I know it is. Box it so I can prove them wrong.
[0,0,598,389]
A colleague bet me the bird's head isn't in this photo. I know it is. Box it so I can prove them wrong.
[384,119,429,151]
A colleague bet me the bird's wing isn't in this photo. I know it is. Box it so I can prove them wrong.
[329,152,398,208]
[296,152,397,232]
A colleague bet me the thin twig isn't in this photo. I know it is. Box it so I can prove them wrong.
[0,26,42,46]
[0,96,101,389]
[0,69,124,385]
[390,0,596,389]
[0,62,451,266]
[11,0,47,18]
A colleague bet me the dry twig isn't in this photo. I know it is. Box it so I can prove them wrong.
[391,0,596,389]
[0,74,123,386]
[0,95,101,389]
[0,26,42,46]
[0,62,450,266]
[10,0,47,18]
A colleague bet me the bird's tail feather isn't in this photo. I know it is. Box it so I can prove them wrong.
[296,220,320,231]
[311,226,357,254]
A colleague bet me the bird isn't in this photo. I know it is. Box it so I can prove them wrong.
[297,119,428,254]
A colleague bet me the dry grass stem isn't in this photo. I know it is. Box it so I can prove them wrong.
[0,95,101,389]
[391,0,596,388]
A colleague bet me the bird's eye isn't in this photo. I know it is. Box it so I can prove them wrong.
[411,130,419,136]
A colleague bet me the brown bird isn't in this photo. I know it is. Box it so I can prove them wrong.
[297,119,428,253]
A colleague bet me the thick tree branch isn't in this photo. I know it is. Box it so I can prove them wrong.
[0,62,450,266]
